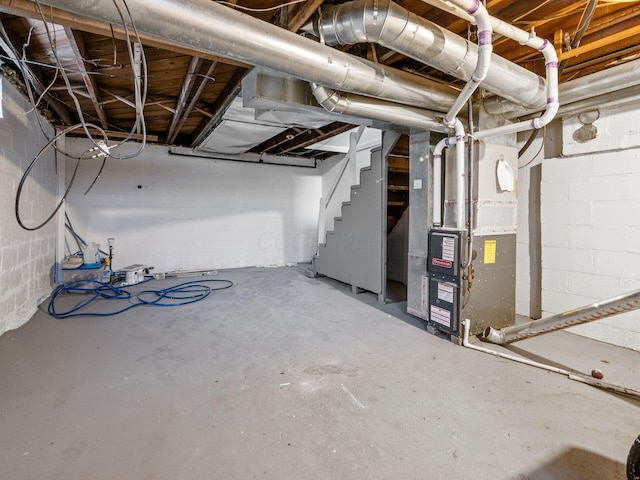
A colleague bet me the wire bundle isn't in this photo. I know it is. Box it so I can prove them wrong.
[47,278,233,319]
[7,0,150,232]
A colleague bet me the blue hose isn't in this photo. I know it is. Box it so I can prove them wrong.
[47,278,233,319]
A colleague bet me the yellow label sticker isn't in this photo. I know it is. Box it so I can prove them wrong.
[484,240,497,264]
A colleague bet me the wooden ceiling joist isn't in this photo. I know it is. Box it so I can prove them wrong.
[167,60,217,144]
[165,55,203,143]
[64,27,108,129]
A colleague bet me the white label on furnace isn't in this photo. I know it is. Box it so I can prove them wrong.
[437,282,454,304]
[430,305,451,327]
[442,237,455,262]
[413,179,422,190]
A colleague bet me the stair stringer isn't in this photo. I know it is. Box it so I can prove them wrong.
[314,147,384,294]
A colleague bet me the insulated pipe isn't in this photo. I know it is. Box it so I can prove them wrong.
[33,0,457,112]
[317,0,546,108]
[310,83,450,132]
[484,288,640,345]
[443,0,492,125]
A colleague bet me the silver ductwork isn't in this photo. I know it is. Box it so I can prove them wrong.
[310,84,449,132]
[35,0,457,113]
[484,288,640,345]
[485,58,640,118]
[316,0,547,109]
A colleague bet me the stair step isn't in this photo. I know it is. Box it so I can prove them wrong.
[351,184,361,190]
[360,166,372,173]
[334,217,342,222]
[388,184,409,191]
[388,201,406,207]
[342,201,351,207]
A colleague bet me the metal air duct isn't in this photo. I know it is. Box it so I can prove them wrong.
[316,0,547,109]
[484,288,640,345]
[34,0,457,112]
[310,84,449,132]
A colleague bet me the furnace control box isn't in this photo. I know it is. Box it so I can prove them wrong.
[427,229,465,336]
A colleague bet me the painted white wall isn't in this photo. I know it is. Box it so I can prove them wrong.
[0,78,57,336]
[64,139,321,272]
[539,103,640,351]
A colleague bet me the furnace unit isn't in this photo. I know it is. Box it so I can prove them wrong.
[425,142,518,340]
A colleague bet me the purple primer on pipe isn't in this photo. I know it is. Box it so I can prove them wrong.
[538,39,549,51]
[456,135,465,142]
[547,97,557,104]
[547,61,558,68]
[468,0,480,15]
[478,30,492,46]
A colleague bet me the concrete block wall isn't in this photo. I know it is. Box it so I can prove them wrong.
[540,104,640,350]
[64,139,321,272]
[0,78,57,336]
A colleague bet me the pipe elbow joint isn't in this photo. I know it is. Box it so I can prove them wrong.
[310,83,340,113]
[483,326,506,344]
[533,101,559,129]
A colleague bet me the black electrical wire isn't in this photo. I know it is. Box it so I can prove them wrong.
[47,278,233,319]
[14,124,109,231]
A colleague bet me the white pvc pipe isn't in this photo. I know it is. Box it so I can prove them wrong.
[475,40,558,139]
[432,136,452,226]
[444,0,493,124]
[452,120,466,229]
[441,0,492,231]
[424,0,559,139]
[432,120,465,229]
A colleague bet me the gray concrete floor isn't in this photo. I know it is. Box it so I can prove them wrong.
[1,266,639,479]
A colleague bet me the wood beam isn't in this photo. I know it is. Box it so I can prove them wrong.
[167,60,218,144]
[276,122,355,154]
[0,0,248,67]
[288,0,324,32]
[557,24,640,62]
[165,56,203,143]
[63,27,108,129]
[66,128,158,142]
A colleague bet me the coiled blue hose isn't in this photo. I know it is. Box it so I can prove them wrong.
[47,278,233,319]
